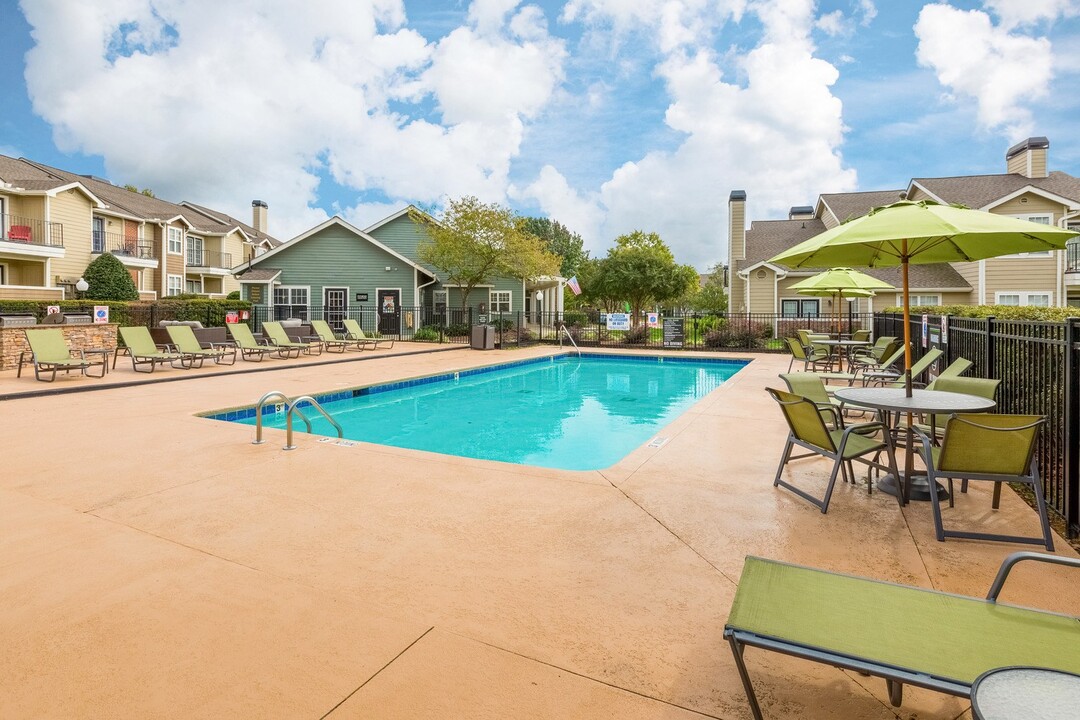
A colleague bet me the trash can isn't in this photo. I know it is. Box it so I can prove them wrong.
[470,324,495,350]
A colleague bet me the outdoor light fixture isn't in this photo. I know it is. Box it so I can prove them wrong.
[535,290,543,301]
[75,278,89,292]
[385,266,392,271]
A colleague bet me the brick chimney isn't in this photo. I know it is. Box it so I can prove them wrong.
[1006,137,1049,179]
[251,200,268,233]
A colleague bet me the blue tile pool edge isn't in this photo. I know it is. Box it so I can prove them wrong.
[199,352,751,422]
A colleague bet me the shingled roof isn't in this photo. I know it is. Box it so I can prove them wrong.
[180,201,280,246]
[911,172,1080,209]
[818,190,905,225]
[740,218,970,291]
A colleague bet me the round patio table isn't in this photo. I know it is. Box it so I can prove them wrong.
[815,339,871,373]
[971,667,1080,720]
[832,387,996,501]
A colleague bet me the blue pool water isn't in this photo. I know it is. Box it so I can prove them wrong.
[212,354,747,470]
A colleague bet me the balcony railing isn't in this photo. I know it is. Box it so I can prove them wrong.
[1066,240,1080,274]
[186,248,233,270]
[97,231,156,259]
[2,214,64,247]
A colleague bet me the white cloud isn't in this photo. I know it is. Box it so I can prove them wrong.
[525,0,856,269]
[19,0,565,241]
[915,4,1054,139]
[984,0,1079,29]
[815,11,847,37]
[512,165,606,253]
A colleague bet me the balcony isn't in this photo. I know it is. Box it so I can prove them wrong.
[186,249,233,271]
[1065,240,1080,286]
[2,214,65,255]
[96,231,157,260]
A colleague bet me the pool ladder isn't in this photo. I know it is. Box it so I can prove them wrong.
[252,390,343,450]
[558,324,581,356]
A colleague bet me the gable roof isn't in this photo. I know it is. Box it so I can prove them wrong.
[243,215,435,278]
[0,155,106,205]
[910,172,1080,210]
[179,201,280,246]
[816,190,905,225]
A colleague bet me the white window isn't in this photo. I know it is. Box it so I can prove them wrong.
[899,294,940,306]
[167,226,183,255]
[996,292,1051,307]
[780,298,819,317]
[273,286,309,319]
[186,278,202,294]
[167,274,183,296]
[489,290,511,313]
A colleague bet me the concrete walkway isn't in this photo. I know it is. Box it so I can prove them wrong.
[1,347,1076,719]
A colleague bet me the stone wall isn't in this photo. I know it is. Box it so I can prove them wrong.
[1,324,118,372]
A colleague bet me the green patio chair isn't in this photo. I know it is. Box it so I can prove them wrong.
[118,326,186,373]
[778,372,845,427]
[21,328,107,382]
[916,374,999,440]
[723,552,1080,719]
[766,388,900,512]
[342,318,394,349]
[165,324,237,367]
[306,319,364,353]
[262,321,321,357]
[783,337,833,373]
[225,322,283,361]
[914,412,1053,550]
[850,329,871,342]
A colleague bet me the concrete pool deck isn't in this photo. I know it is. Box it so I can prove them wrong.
[1,346,1077,719]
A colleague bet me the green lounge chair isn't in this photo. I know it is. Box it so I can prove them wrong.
[766,388,899,512]
[118,326,186,373]
[913,412,1053,550]
[306,319,364,352]
[925,357,974,389]
[20,328,107,382]
[165,324,237,367]
[723,552,1080,719]
[853,342,906,381]
[262,321,321,357]
[849,335,897,368]
[342,318,394,349]
[225,323,282,361]
[864,347,943,387]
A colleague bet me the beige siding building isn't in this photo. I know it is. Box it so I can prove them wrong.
[0,154,279,301]
[728,137,1080,315]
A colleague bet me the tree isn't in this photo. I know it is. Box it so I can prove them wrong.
[82,251,139,301]
[520,217,588,278]
[411,197,560,311]
[598,231,699,324]
[122,184,155,198]
[687,262,728,313]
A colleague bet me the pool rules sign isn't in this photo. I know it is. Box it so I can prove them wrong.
[663,317,684,348]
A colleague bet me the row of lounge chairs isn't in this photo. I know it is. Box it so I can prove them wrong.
[18,319,394,381]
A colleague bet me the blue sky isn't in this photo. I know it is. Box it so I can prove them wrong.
[2,0,1078,270]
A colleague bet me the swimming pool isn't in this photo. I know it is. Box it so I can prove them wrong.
[209,354,748,471]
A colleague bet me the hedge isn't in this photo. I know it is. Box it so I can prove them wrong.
[883,304,1080,322]
[0,299,252,327]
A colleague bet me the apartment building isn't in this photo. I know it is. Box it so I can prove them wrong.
[0,155,278,300]
[728,137,1080,315]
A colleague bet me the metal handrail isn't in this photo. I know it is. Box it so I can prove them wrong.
[284,395,343,450]
[558,323,580,356]
[252,391,310,445]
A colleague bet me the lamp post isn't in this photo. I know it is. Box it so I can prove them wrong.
[535,290,543,326]
[75,277,89,301]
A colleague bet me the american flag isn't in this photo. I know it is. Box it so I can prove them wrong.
[566,276,582,295]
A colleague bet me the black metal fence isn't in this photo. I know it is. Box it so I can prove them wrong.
[875,312,1080,537]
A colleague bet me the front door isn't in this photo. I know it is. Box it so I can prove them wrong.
[377,288,401,335]
[324,287,347,329]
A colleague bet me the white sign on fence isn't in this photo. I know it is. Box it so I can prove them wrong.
[606,312,631,331]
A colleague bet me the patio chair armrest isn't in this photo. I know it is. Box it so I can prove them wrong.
[987,552,1080,601]
[839,421,886,442]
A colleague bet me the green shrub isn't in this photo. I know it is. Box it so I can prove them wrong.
[226,291,241,300]
[562,311,588,327]
[446,322,470,337]
[83,252,139,301]
[884,304,1080,321]
[413,327,441,341]
[624,325,649,344]
[491,318,516,331]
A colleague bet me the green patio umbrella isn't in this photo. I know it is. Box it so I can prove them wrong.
[769,199,1077,395]
[790,267,893,334]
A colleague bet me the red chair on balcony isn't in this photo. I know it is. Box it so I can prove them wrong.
[8,225,32,242]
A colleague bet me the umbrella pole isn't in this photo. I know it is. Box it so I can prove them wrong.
[902,248,913,397]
